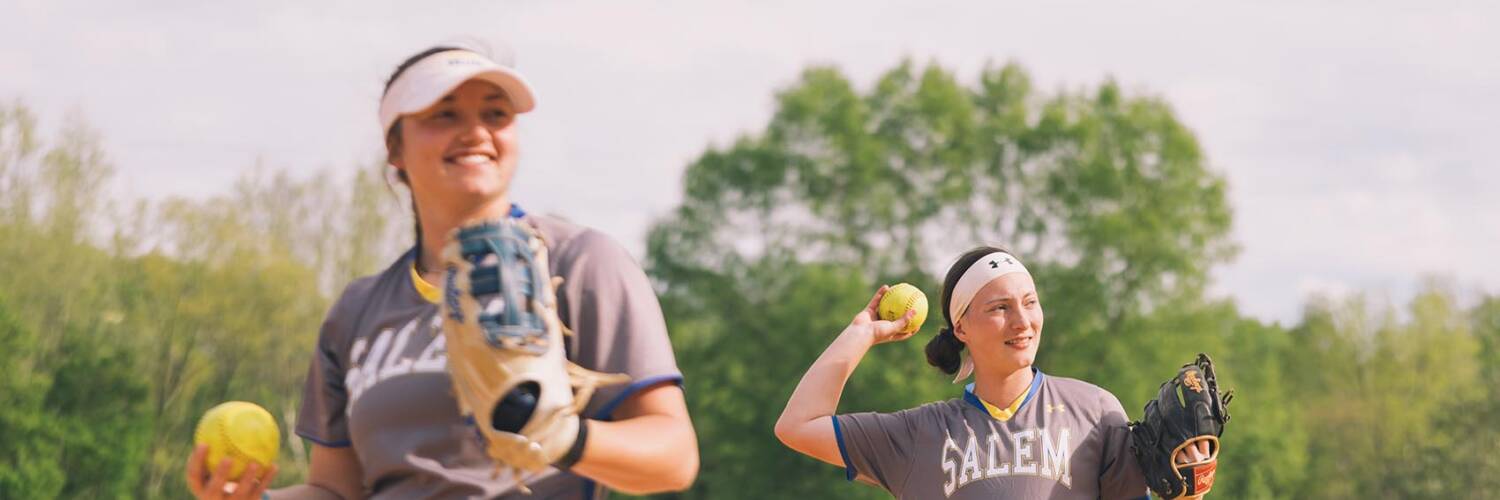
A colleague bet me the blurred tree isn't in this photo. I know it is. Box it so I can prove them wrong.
[46,328,153,499]
[1288,283,1484,499]
[1456,296,1500,495]
[0,100,41,226]
[0,301,65,498]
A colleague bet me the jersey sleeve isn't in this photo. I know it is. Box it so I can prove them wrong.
[833,407,924,495]
[551,229,683,420]
[1098,391,1150,500]
[293,278,370,447]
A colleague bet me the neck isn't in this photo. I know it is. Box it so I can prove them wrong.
[415,195,512,275]
[971,364,1035,407]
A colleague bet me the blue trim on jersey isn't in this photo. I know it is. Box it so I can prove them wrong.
[580,373,686,499]
[509,203,526,218]
[832,415,856,482]
[961,368,1044,416]
[294,430,351,448]
[591,374,685,421]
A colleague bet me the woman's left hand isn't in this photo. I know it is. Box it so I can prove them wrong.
[1173,439,1213,464]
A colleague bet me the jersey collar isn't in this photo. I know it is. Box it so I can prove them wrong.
[962,368,1044,421]
[409,203,526,304]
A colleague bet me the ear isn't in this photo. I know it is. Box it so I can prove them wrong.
[386,121,405,169]
[953,322,969,343]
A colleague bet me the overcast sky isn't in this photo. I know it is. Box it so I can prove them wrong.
[4,0,1496,324]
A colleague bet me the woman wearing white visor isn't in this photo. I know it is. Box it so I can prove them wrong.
[185,42,697,499]
[775,246,1217,499]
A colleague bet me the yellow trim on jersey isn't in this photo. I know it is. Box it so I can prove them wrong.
[411,264,441,304]
[977,387,1029,421]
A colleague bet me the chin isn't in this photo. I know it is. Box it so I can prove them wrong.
[1011,348,1039,369]
[451,176,510,199]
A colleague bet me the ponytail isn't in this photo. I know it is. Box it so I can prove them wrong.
[924,326,966,374]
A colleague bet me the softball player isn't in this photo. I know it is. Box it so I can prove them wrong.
[776,246,1213,499]
[184,41,698,499]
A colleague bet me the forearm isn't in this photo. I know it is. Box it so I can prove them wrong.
[570,414,698,494]
[773,326,875,466]
[778,327,874,426]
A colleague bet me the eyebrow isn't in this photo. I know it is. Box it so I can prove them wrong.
[434,94,508,105]
[985,293,1036,305]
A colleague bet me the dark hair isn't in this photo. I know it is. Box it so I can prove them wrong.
[924,245,1013,375]
[383,46,462,269]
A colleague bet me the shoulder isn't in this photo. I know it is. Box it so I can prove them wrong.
[323,252,410,331]
[527,213,640,274]
[900,398,969,428]
[333,274,382,312]
[1042,374,1129,422]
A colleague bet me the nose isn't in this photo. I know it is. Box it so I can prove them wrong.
[457,116,489,145]
[1011,307,1030,332]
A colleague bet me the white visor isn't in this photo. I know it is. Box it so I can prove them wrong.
[947,251,1031,383]
[378,49,536,134]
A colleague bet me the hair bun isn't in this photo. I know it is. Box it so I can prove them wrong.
[924,327,965,375]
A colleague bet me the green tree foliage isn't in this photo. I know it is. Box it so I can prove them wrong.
[0,302,65,498]
[1289,283,1486,499]
[46,329,153,499]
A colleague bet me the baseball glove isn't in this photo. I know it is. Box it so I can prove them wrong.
[1129,353,1234,499]
[441,218,630,490]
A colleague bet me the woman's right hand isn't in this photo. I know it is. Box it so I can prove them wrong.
[844,285,917,346]
[185,444,279,500]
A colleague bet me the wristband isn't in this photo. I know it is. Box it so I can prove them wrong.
[554,419,589,469]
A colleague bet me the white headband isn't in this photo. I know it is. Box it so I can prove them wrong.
[378,49,536,135]
[948,251,1031,383]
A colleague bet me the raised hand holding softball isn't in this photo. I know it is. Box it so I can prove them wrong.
[849,285,923,345]
[877,283,929,335]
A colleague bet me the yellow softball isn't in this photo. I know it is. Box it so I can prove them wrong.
[194,401,280,480]
[878,283,929,335]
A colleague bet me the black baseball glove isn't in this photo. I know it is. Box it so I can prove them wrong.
[1129,353,1234,499]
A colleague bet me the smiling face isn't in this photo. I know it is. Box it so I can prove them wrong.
[390,79,519,215]
[954,272,1044,376]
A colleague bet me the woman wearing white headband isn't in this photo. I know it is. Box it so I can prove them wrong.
[184,42,698,499]
[776,246,1214,499]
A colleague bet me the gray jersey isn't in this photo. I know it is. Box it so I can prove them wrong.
[296,212,683,499]
[835,371,1148,499]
